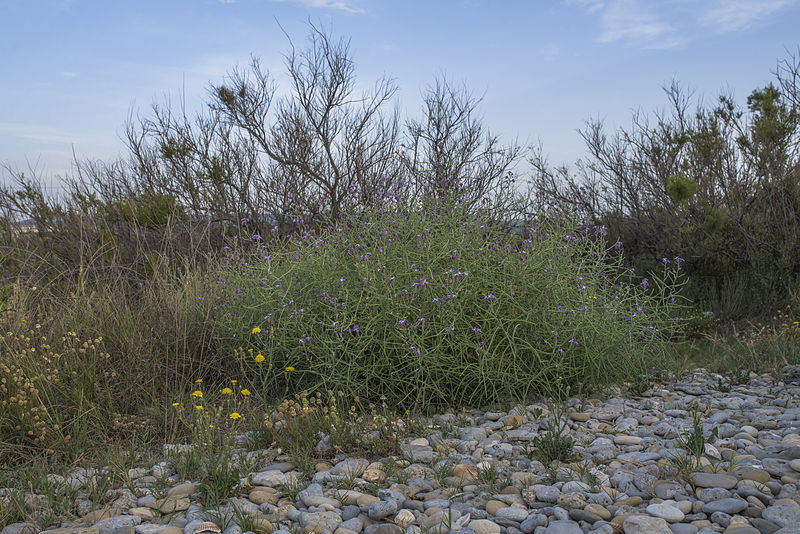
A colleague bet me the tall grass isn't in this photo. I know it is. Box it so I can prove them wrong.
[215,188,686,410]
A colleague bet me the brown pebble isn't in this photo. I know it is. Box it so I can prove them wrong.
[584,503,611,520]
[616,496,643,507]
[503,415,527,427]
[452,464,478,480]
[500,486,520,495]
[569,412,590,422]
[250,488,279,505]
[486,500,506,515]
[742,469,770,484]
[81,508,121,522]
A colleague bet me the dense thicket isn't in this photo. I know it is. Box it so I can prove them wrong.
[530,51,800,325]
[2,25,799,327]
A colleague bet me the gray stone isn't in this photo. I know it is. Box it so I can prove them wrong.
[520,515,547,534]
[369,500,399,521]
[330,458,370,478]
[2,524,40,534]
[542,521,583,534]
[647,502,685,522]
[698,487,732,502]
[339,518,363,532]
[535,486,560,503]
[91,517,141,534]
[691,473,739,490]
[363,525,403,534]
[468,521,501,534]
[702,498,748,515]
[762,502,800,528]
[668,525,698,534]
[495,508,528,523]
[622,516,672,534]
[400,445,434,464]
[299,511,343,533]
[342,505,361,521]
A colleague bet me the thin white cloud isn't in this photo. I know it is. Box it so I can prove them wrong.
[565,0,605,14]
[700,0,797,32]
[59,71,78,78]
[568,0,797,47]
[568,0,679,47]
[270,0,366,14]
[598,1,677,46]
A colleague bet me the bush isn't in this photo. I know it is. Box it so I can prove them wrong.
[215,187,685,411]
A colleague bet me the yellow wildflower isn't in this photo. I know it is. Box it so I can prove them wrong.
[195,378,203,383]
[241,389,251,396]
[230,379,237,384]
[221,387,233,395]
[285,366,295,372]
[196,405,204,411]
[192,390,203,398]
[255,354,265,362]
[172,402,180,407]
[252,327,261,334]
[230,412,242,420]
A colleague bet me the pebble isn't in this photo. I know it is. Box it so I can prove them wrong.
[5,367,800,534]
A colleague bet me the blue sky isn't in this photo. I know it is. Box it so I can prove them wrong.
[2,0,799,190]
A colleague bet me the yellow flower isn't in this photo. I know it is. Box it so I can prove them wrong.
[255,354,265,362]
[241,389,251,396]
[252,327,262,334]
[230,412,242,420]
[192,390,203,398]
[230,379,237,384]
[195,378,203,383]
[196,405,204,411]
[172,402,180,407]
[221,387,233,395]
[209,424,214,428]
[285,366,295,372]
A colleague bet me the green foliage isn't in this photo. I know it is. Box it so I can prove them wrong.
[666,172,699,206]
[676,401,718,462]
[114,191,187,228]
[529,408,578,465]
[217,200,684,411]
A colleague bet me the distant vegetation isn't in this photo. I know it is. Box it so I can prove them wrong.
[0,23,798,466]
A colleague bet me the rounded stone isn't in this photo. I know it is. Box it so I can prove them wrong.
[701,498,748,515]
[494,507,528,522]
[467,520,501,534]
[486,501,507,516]
[741,470,770,484]
[622,515,672,534]
[646,502,685,522]
[584,504,611,520]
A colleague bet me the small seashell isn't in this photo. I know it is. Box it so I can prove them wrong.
[394,509,416,528]
[195,522,222,534]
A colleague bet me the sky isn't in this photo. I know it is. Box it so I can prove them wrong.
[2,0,799,193]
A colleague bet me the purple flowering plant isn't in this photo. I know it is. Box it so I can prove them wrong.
[216,175,686,410]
